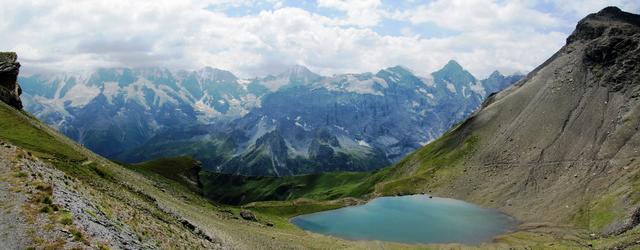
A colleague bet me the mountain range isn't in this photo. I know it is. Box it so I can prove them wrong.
[19,60,522,176]
[20,61,522,176]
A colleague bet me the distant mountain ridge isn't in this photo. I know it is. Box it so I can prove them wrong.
[21,61,523,176]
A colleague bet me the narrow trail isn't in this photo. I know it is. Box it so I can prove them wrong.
[0,143,30,249]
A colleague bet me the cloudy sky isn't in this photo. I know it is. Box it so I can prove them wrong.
[2,0,638,78]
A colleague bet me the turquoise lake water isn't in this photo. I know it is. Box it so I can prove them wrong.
[290,195,518,244]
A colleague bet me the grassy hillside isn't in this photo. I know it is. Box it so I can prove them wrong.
[127,156,203,193]
[0,100,394,249]
[0,107,84,161]
[201,170,378,204]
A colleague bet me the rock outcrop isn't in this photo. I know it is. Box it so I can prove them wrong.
[0,52,22,109]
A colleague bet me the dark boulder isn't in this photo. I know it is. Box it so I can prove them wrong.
[0,52,22,109]
[239,210,257,221]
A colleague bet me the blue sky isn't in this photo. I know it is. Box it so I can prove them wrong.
[212,0,574,37]
[1,0,638,78]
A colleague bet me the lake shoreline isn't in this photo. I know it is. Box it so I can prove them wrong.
[289,194,520,245]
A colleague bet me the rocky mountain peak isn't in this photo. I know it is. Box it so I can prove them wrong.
[0,52,22,109]
[196,67,238,82]
[592,6,640,24]
[442,59,464,71]
[566,6,640,45]
[278,64,321,84]
[88,68,137,87]
[384,65,414,75]
[569,7,640,92]
[282,64,312,75]
[432,59,476,85]
[488,70,504,79]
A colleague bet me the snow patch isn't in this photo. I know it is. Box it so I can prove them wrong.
[470,81,486,97]
[357,140,371,147]
[64,84,100,107]
[421,75,435,87]
[446,82,457,93]
[323,74,386,95]
[261,77,289,92]
[342,75,384,95]
[194,98,221,122]
[124,83,150,109]
[237,79,250,91]
[102,82,120,103]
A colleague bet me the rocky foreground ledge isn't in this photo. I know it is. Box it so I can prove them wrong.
[0,52,22,109]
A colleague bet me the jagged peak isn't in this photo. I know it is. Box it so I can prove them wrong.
[197,66,232,74]
[279,64,319,78]
[488,70,504,78]
[431,59,477,84]
[432,59,470,76]
[567,6,640,44]
[590,6,640,24]
[196,66,238,81]
[384,65,415,75]
[442,60,464,71]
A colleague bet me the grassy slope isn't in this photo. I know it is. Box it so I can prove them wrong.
[127,156,202,192]
[131,156,199,176]
[0,107,84,161]
[0,101,408,249]
[201,170,380,204]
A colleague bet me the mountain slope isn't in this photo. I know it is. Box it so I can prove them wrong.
[373,5,640,240]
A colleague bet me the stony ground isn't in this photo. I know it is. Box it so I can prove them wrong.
[0,141,149,249]
[0,143,30,249]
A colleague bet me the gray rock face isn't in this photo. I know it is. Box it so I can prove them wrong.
[0,52,22,109]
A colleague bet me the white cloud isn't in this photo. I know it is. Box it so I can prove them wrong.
[317,0,382,27]
[0,0,636,79]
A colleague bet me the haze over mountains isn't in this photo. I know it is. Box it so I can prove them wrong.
[20,61,522,176]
